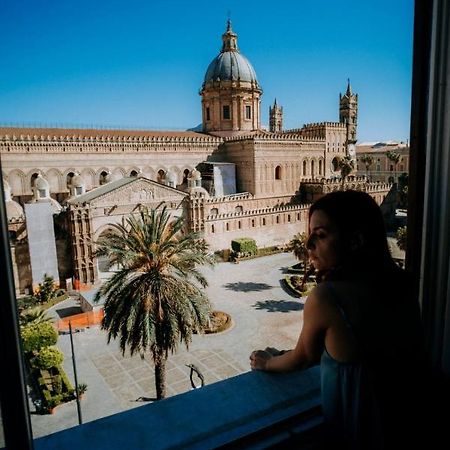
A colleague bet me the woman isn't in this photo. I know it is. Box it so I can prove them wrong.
[250,190,425,448]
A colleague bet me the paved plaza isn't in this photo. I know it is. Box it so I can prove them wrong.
[30,252,305,439]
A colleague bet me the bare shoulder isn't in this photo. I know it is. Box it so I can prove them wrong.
[303,284,336,324]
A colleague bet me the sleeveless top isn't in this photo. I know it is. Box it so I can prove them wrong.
[320,283,384,449]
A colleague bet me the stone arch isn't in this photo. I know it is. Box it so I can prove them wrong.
[141,166,156,181]
[7,169,26,196]
[96,167,111,186]
[181,167,192,184]
[45,168,63,194]
[27,169,42,194]
[168,166,182,185]
[157,168,167,184]
[111,167,126,182]
[128,166,142,177]
[81,168,96,191]
[311,159,315,177]
[318,158,324,176]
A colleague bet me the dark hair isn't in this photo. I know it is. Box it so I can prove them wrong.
[309,190,398,280]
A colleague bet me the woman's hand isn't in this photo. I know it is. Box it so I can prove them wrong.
[249,349,273,371]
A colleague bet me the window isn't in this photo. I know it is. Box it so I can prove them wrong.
[311,160,315,176]
[245,105,251,119]
[251,219,255,227]
[206,107,210,121]
[223,105,230,120]
[238,220,241,229]
[130,170,138,177]
[302,160,307,176]
[235,205,243,213]
[319,160,323,176]
[262,218,266,226]
[211,224,215,233]
[226,222,229,231]
[38,189,46,198]
[157,169,166,183]
[275,166,282,180]
[211,208,219,215]
[276,216,280,224]
[75,187,83,196]
[287,215,291,222]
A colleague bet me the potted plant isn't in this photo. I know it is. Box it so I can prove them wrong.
[76,383,88,399]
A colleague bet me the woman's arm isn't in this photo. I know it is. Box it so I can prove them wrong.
[250,287,330,372]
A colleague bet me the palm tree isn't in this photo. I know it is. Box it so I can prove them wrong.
[94,206,215,400]
[339,155,355,187]
[396,226,407,252]
[386,150,401,182]
[360,154,374,180]
[287,233,310,291]
[19,308,52,326]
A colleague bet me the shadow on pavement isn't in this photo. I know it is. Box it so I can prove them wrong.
[223,282,272,292]
[252,299,304,313]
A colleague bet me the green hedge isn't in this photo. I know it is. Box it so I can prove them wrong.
[21,322,58,353]
[231,238,257,255]
[33,346,64,370]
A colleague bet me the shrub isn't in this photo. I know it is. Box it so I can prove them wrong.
[33,347,64,370]
[21,322,58,353]
[231,238,257,255]
[34,274,59,305]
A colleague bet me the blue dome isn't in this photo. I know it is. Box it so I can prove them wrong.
[203,21,259,86]
[204,51,258,84]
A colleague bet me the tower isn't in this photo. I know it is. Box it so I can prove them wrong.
[200,20,262,136]
[269,99,283,132]
[339,79,358,144]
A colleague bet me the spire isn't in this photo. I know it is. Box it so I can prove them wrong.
[221,20,238,52]
[274,98,277,106]
[346,78,352,96]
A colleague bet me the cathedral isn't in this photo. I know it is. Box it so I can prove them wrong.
[0,21,391,293]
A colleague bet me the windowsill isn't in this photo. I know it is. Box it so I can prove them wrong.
[33,366,321,449]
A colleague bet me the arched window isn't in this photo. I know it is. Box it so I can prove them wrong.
[302,160,307,176]
[287,214,291,222]
[238,221,241,229]
[251,219,255,227]
[66,172,74,188]
[235,205,243,213]
[311,160,315,176]
[157,170,166,183]
[276,215,280,224]
[130,170,138,177]
[226,223,229,231]
[275,165,282,180]
[262,218,266,226]
[99,171,109,185]
[211,208,219,216]
[211,224,215,234]
[183,169,190,184]
[319,160,323,176]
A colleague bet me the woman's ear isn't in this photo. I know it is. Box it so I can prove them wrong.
[349,230,365,251]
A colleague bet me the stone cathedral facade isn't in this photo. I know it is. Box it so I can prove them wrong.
[0,21,391,292]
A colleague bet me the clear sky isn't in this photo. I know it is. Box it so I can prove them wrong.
[0,0,414,143]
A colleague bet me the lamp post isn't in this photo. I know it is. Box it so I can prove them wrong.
[69,321,83,425]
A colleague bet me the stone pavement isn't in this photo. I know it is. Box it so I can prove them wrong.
[29,252,304,439]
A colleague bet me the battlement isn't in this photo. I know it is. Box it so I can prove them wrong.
[205,203,310,220]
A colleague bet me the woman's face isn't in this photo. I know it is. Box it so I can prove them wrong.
[307,209,341,272]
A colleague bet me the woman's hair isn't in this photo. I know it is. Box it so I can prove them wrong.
[309,190,398,279]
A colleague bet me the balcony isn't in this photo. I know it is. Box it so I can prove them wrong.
[32,367,322,449]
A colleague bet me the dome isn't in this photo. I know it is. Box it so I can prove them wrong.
[204,52,258,84]
[203,21,259,86]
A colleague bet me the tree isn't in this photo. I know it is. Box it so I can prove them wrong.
[287,233,310,291]
[34,274,59,305]
[339,155,355,187]
[360,154,374,180]
[386,150,401,181]
[94,206,215,400]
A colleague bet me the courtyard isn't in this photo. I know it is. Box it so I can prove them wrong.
[29,252,304,439]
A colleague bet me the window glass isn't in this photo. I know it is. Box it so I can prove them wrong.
[223,105,230,120]
[245,105,251,119]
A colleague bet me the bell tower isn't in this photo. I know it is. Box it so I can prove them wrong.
[339,79,358,143]
[269,99,283,132]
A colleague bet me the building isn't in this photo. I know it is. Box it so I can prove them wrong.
[0,21,391,292]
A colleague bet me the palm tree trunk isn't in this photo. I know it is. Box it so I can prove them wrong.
[154,353,167,400]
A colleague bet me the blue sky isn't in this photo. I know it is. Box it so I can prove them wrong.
[0,0,414,142]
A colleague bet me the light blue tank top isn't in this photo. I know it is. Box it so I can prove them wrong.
[320,284,383,448]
